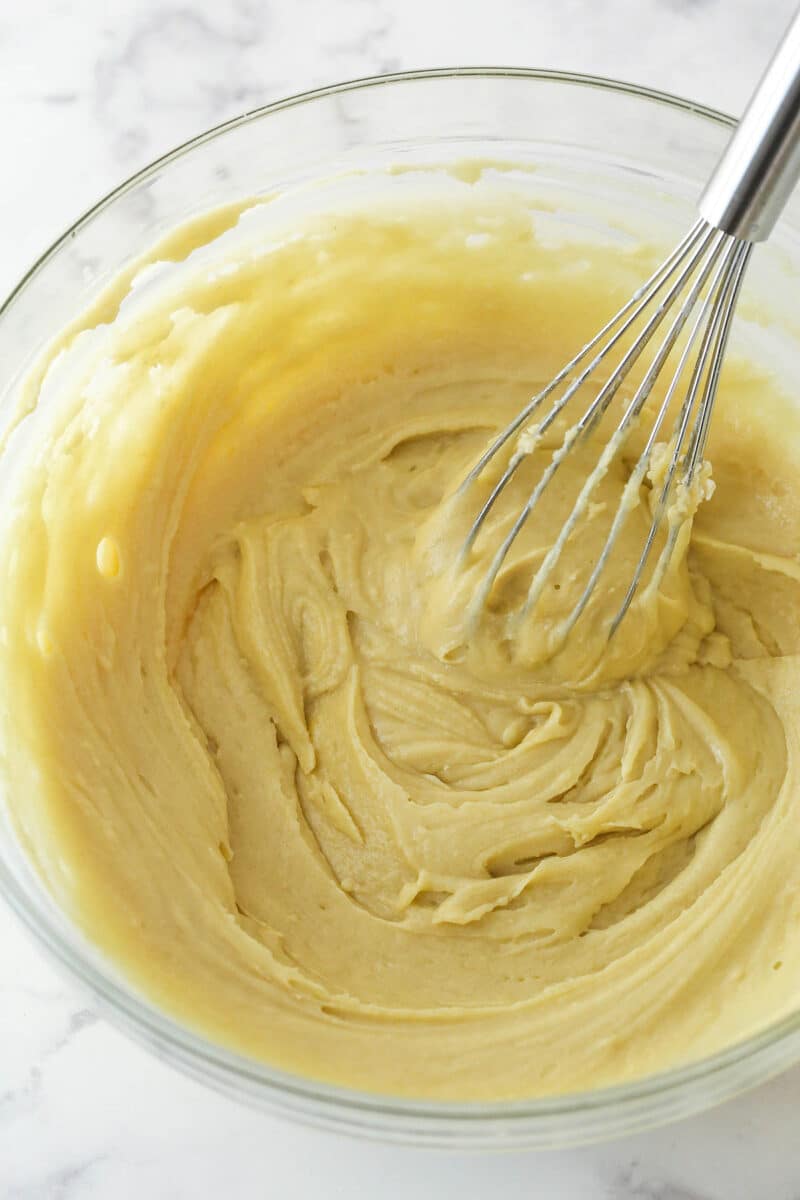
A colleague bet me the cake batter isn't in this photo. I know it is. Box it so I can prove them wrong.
[1,179,799,1099]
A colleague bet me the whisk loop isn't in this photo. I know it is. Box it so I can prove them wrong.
[458,5,800,646]
[460,222,752,637]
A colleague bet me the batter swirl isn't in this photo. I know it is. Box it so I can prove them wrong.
[2,180,799,1098]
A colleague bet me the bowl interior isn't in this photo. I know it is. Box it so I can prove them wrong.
[2,69,800,1149]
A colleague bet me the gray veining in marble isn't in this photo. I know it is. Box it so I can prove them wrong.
[2,0,800,1196]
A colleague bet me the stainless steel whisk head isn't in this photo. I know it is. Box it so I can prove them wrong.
[459,221,751,637]
[459,6,800,639]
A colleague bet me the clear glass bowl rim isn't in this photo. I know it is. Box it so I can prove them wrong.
[2,65,800,1147]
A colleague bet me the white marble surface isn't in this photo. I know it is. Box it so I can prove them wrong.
[2,0,800,1196]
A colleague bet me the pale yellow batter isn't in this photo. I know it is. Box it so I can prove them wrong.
[2,177,800,1100]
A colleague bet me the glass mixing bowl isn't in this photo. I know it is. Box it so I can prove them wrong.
[1,68,800,1150]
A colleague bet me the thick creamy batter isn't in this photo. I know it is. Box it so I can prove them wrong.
[2,178,800,1100]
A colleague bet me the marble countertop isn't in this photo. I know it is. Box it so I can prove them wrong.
[3,0,800,1196]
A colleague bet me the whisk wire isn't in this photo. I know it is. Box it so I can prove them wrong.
[609,238,752,633]
[464,222,729,619]
[459,220,708,493]
[557,237,743,642]
[684,242,753,473]
[458,220,711,561]
[519,228,734,625]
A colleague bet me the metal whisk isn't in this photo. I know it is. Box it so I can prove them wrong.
[460,7,800,639]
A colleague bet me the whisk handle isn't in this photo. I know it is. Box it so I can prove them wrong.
[699,5,800,242]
